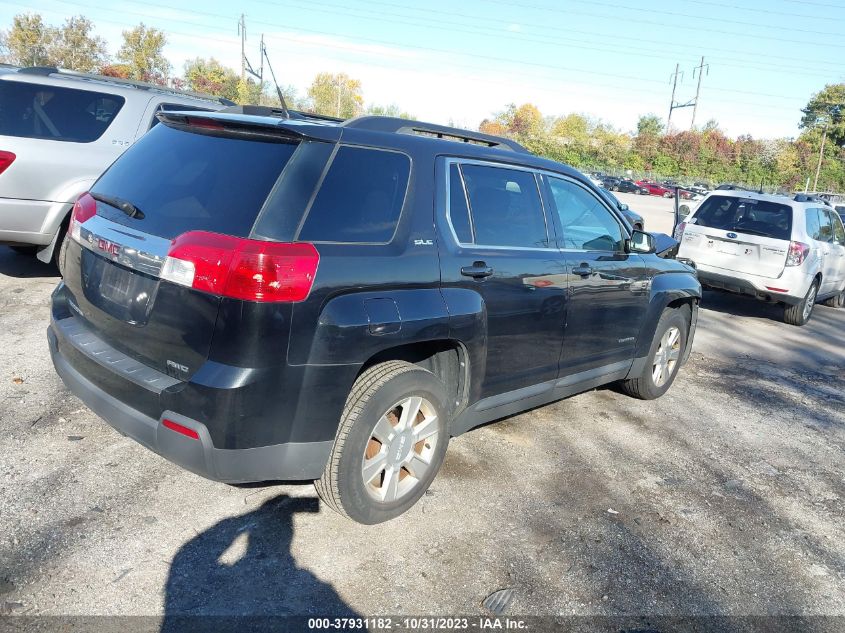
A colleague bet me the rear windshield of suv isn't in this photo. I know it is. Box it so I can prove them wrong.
[691,195,792,241]
[91,124,297,239]
[0,80,124,143]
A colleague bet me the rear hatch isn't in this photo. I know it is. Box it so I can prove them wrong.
[60,119,301,378]
[678,195,792,277]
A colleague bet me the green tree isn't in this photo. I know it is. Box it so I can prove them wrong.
[1,13,51,67]
[366,103,414,119]
[637,114,664,137]
[307,72,363,119]
[47,16,107,72]
[800,84,845,148]
[117,23,169,85]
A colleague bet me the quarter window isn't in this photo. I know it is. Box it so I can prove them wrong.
[0,80,124,143]
[298,146,410,244]
[460,164,548,248]
[547,177,624,251]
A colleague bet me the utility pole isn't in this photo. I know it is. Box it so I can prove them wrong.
[667,63,696,132]
[812,121,828,193]
[667,63,681,131]
[238,14,247,83]
[690,56,708,130]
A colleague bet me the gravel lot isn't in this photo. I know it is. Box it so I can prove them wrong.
[1,196,844,624]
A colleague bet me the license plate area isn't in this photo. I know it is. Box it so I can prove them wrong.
[81,249,159,325]
[716,241,742,256]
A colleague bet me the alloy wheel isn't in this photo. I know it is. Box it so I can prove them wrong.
[361,396,439,503]
[652,326,681,388]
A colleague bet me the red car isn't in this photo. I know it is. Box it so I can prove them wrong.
[636,181,675,198]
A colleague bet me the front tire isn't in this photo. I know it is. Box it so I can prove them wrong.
[315,361,449,524]
[620,307,689,400]
[784,280,818,326]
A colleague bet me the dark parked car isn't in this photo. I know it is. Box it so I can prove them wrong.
[599,187,645,230]
[607,179,649,195]
[48,110,701,524]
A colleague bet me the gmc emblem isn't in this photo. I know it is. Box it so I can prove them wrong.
[97,238,120,257]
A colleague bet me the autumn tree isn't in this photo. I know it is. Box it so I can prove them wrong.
[307,72,363,119]
[47,16,107,72]
[117,23,169,84]
[184,57,239,101]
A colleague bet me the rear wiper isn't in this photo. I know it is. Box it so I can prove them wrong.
[91,192,145,219]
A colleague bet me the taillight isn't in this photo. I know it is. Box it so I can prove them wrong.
[786,241,809,267]
[674,222,686,241]
[161,231,320,302]
[69,192,97,242]
[0,151,15,175]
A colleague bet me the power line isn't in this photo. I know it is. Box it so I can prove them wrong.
[269,0,845,71]
[32,0,834,107]
[6,0,829,124]
[676,0,845,21]
[481,0,845,48]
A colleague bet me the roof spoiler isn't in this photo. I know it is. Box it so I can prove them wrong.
[343,116,528,152]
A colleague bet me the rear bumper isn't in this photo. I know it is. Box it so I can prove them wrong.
[48,321,332,483]
[695,264,811,305]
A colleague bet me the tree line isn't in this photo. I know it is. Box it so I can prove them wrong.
[1,12,842,192]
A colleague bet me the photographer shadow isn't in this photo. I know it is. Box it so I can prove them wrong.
[162,494,361,632]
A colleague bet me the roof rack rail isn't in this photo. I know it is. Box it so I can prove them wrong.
[17,66,236,106]
[794,193,831,206]
[343,116,527,152]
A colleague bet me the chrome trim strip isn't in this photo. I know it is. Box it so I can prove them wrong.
[75,214,171,277]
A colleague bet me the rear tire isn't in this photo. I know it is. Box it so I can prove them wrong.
[315,361,449,524]
[54,224,69,277]
[784,280,818,326]
[822,288,844,308]
[620,307,689,400]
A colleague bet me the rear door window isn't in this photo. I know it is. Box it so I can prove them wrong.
[91,123,298,239]
[692,196,792,240]
[807,208,833,243]
[826,209,845,246]
[460,164,548,248]
[0,80,124,142]
[297,146,410,244]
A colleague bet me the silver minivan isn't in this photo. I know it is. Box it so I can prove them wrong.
[677,191,845,325]
[0,66,231,269]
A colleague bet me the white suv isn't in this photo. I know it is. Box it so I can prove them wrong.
[0,66,231,269]
[676,190,845,325]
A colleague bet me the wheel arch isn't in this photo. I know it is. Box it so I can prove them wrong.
[358,339,471,417]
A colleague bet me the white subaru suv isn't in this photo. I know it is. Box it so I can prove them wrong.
[676,190,845,325]
[0,66,231,269]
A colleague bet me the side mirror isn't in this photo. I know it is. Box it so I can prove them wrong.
[627,229,656,254]
[619,203,629,211]
[678,204,691,219]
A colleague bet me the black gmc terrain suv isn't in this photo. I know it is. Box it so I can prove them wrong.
[48,109,700,524]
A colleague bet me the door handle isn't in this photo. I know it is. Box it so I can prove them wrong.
[572,263,593,277]
[461,262,493,279]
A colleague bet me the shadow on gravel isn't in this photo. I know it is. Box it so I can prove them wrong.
[0,246,59,279]
[161,494,359,630]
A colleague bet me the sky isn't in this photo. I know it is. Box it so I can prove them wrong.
[2,0,845,139]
